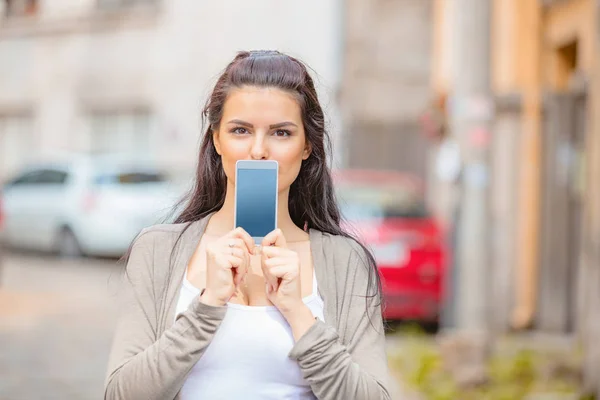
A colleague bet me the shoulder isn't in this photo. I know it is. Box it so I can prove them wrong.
[132,222,194,249]
[313,230,372,277]
[138,222,191,238]
[314,230,381,319]
[126,221,197,274]
[124,221,198,283]
[318,230,368,256]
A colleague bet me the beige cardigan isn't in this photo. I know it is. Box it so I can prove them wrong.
[104,214,392,400]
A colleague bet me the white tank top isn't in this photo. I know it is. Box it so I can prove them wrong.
[174,270,325,400]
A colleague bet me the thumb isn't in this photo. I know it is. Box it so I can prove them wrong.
[262,229,287,248]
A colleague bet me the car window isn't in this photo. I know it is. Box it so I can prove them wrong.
[95,171,167,185]
[36,169,69,185]
[336,183,429,220]
[7,169,68,186]
[8,170,44,186]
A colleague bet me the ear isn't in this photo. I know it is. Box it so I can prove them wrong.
[302,142,312,160]
[212,129,222,155]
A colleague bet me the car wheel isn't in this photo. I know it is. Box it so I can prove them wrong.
[55,227,83,258]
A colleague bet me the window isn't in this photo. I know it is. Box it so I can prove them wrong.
[8,169,43,186]
[4,0,39,18]
[88,110,153,156]
[97,0,158,10]
[36,169,68,185]
[95,171,167,185]
[8,168,68,186]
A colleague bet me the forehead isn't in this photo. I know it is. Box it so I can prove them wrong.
[222,86,302,124]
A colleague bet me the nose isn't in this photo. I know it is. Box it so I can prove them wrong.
[250,135,268,160]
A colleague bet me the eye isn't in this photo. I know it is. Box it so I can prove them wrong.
[273,129,291,137]
[231,127,249,135]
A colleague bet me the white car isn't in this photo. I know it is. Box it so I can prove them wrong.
[0,154,186,258]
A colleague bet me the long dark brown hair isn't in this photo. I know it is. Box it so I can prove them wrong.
[126,50,383,325]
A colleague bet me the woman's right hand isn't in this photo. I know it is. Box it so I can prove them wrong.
[200,227,255,307]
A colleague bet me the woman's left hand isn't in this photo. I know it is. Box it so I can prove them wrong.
[261,229,304,318]
[261,229,317,339]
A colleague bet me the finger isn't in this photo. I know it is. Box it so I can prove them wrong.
[263,257,289,270]
[261,245,287,259]
[238,251,250,280]
[223,245,246,259]
[230,227,256,255]
[227,255,245,286]
[234,268,244,287]
[226,237,246,248]
[270,265,298,293]
[261,228,287,248]
[267,265,296,281]
[224,235,252,255]
[261,260,279,291]
[225,254,243,270]
[260,246,278,288]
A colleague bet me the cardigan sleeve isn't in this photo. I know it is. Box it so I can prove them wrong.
[104,229,227,400]
[288,242,392,400]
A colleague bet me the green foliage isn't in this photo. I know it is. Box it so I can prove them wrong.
[388,335,585,400]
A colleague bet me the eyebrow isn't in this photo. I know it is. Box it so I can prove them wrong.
[227,119,298,129]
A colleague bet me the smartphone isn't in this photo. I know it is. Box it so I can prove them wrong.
[234,160,278,244]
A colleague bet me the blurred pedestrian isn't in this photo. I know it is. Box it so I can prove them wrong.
[104,50,392,400]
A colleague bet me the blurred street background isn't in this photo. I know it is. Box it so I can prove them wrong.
[1,0,600,399]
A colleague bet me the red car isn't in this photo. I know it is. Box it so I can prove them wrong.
[334,169,448,323]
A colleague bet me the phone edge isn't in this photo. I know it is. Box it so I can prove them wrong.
[234,160,279,245]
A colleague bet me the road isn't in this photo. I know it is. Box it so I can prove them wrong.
[0,251,412,400]
[0,253,122,400]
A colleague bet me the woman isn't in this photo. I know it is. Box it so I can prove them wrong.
[104,50,392,400]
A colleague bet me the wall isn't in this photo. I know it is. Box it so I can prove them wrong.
[0,0,343,180]
[579,0,600,393]
[341,0,433,177]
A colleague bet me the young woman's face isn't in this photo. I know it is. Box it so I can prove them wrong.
[213,86,311,194]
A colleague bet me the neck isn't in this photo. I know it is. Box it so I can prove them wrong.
[208,180,301,238]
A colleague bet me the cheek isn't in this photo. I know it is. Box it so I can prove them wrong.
[221,137,250,158]
[274,149,305,189]
[219,137,249,181]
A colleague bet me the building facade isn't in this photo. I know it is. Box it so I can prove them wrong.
[431,0,600,394]
[0,0,344,181]
[340,0,433,179]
